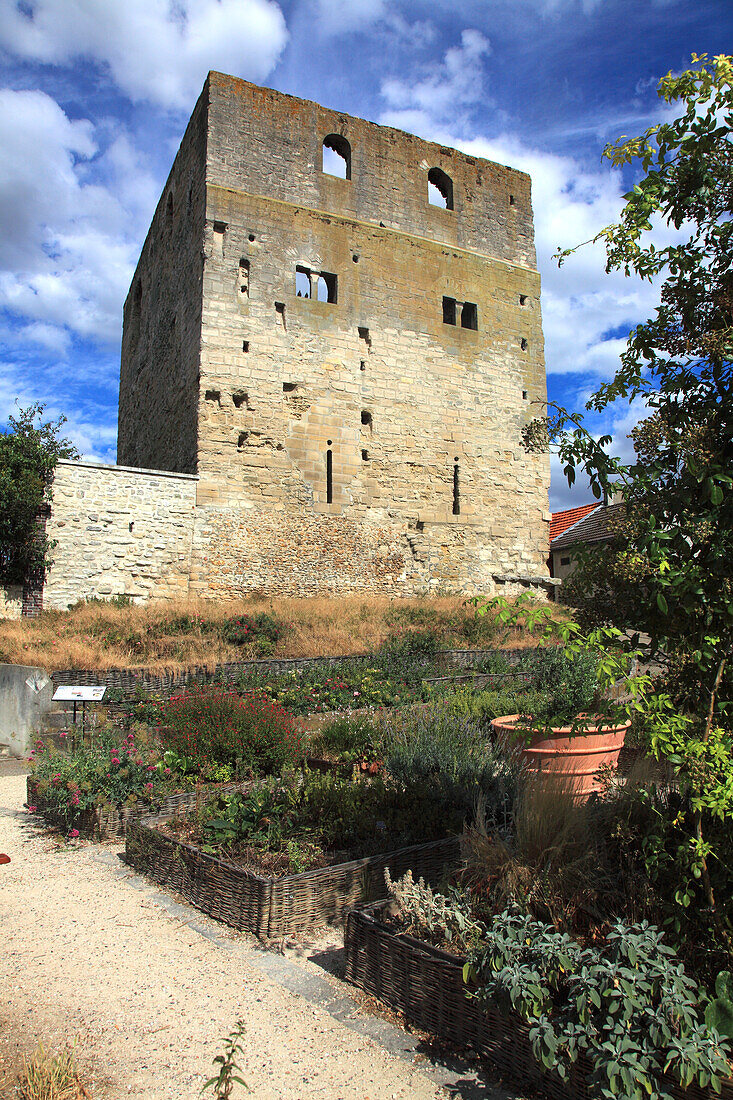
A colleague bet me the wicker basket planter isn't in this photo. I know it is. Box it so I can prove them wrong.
[125,816,460,939]
[344,901,733,1100]
[25,777,248,841]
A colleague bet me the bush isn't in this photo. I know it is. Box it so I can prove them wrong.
[380,702,521,833]
[221,611,282,654]
[466,911,731,1100]
[521,646,600,723]
[157,685,303,774]
[29,726,167,829]
[310,714,380,763]
[447,687,552,729]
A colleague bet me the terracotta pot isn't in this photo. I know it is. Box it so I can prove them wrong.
[491,714,630,797]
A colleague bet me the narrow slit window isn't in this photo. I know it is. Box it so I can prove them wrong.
[461,302,478,330]
[443,296,457,325]
[428,167,454,210]
[275,301,286,328]
[326,441,333,503]
[166,192,173,232]
[322,134,351,179]
[521,338,528,351]
[452,459,460,516]
[212,221,227,257]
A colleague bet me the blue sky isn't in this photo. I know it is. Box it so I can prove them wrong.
[0,0,730,509]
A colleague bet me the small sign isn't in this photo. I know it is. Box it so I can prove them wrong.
[53,686,106,702]
[25,672,50,694]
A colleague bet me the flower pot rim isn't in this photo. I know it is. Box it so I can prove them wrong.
[491,713,631,737]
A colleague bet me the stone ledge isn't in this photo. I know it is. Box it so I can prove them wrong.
[57,459,199,482]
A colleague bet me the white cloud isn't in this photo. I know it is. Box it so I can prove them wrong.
[0,88,158,345]
[381,29,491,130]
[0,0,288,109]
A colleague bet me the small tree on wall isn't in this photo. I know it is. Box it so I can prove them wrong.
[0,403,79,589]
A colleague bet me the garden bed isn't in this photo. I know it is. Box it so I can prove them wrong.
[25,778,250,841]
[125,815,460,939]
[344,901,733,1100]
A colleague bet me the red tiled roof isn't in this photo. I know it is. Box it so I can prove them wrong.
[549,503,600,542]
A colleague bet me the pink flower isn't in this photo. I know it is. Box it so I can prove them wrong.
[59,731,68,739]
[69,829,80,838]
[145,782,153,792]
[27,805,37,813]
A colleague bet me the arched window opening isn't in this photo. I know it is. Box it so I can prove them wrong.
[317,273,337,303]
[428,167,453,210]
[296,267,311,298]
[323,134,351,179]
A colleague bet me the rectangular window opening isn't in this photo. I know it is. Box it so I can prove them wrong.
[295,266,311,298]
[442,296,457,325]
[461,302,478,330]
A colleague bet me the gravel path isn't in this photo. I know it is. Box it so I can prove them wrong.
[0,775,515,1100]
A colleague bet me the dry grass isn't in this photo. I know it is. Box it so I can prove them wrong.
[0,594,533,672]
[16,1044,88,1100]
[462,775,646,933]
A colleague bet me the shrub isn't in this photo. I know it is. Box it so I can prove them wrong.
[523,645,600,722]
[466,911,731,1100]
[379,627,442,660]
[447,687,552,729]
[380,701,521,833]
[221,611,282,654]
[157,685,303,774]
[310,714,380,762]
[29,726,167,829]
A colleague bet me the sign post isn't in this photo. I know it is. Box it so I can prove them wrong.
[52,685,106,740]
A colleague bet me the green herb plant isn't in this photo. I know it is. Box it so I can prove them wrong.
[201,1018,248,1098]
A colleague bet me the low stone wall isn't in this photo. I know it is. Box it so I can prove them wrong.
[43,460,198,609]
[0,586,23,622]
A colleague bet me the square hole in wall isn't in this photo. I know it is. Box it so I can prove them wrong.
[205,389,221,404]
[283,382,298,393]
[242,340,250,352]
[521,338,528,351]
[361,449,370,461]
[233,391,249,409]
[519,295,528,306]
[361,410,372,428]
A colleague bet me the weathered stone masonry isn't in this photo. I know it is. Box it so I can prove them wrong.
[6,73,551,614]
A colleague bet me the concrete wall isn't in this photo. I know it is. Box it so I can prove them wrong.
[43,460,198,609]
[0,664,52,758]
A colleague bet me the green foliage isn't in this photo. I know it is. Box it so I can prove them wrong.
[156,685,304,774]
[235,660,436,715]
[535,55,733,721]
[705,972,733,1040]
[385,868,482,951]
[447,687,552,729]
[29,726,168,829]
[379,627,442,659]
[310,714,380,763]
[380,701,521,833]
[465,911,731,1100]
[220,611,282,655]
[0,403,78,586]
[201,1018,248,1098]
[526,646,600,723]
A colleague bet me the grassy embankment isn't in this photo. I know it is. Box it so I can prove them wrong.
[0,595,536,672]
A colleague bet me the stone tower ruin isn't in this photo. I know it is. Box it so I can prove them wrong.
[117,72,550,597]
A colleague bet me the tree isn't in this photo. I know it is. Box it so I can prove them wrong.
[530,52,733,723]
[0,403,79,588]
[524,54,733,938]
